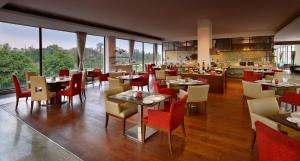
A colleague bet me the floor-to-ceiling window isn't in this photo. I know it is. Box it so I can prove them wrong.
[42,29,77,76]
[156,44,162,65]
[274,45,295,67]
[115,39,129,65]
[132,41,143,71]
[84,35,105,71]
[144,43,154,65]
[0,22,39,89]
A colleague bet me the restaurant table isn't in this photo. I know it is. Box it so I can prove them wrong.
[269,113,300,132]
[109,91,170,143]
[167,79,205,87]
[116,75,142,83]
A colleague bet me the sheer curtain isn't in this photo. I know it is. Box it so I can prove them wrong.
[77,32,87,71]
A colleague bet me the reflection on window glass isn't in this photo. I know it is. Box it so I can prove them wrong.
[0,22,39,89]
[156,45,162,65]
[85,35,105,71]
[144,43,153,65]
[42,29,77,76]
[115,39,129,65]
[133,42,143,71]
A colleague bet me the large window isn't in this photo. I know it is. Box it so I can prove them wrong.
[274,45,295,66]
[156,44,162,65]
[84,35,105,71]
[144,43,154,65]
[42,29,77,76]
[0,22,39,89]
[132,42,143,71]
[115,39,129,65]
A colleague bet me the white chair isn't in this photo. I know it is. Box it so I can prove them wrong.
[155,70,166,82]
[274,72,284,82]
[186,85,210,114]
[25,71,37,90]
[242,80,275,106]
[108,78,131,91]
[288,79,300,93]
[247,97,282,150]
[109,72,124,78]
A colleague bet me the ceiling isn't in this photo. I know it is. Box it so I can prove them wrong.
[1,0,300,41]
[275,16,300,42]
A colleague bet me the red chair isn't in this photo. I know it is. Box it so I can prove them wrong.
[57,73,82,107]
[12,74,31,111]
[197,77,208,84]
[255,121,300,161]
[143,96,188,155]
[147,64,155,75]
[168,69,178,76]
[153,80,177,99]
[131,72,149,91]
[243,70,254,81]
[98,70,109,87]
[59,69,69,77]
[278,92,300,112]
[87,68,101,87]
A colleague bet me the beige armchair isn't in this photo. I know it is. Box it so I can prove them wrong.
[166,75,179,81]
[30,76,56,113]
[274,72,284,82]
[109,72,124,78]
[242,80,275,106]
[104,87,138,134]
[161,64,167,70]
[108,78,132,91]
[186,85,210,114]
[25,71,37,90]
[247,97,282,150]
[155,70,166,82]
[287,79,300,93]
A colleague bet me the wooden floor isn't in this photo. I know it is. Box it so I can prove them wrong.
[0,78,257,161]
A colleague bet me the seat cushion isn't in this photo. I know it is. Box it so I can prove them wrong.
[119,102,138,118]
[20,90,31,97]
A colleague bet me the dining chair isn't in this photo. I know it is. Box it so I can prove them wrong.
[161,64,167,70]
[131,72,149,91]
[155,70,166,83]
[12,74,31,111]
[87,68,101,87]
[278,92,300,112]
[143,95,188,156]
[255,121,300,161]
[104,87,138,134]
[108,78,132,91]
[109,72,123,78]
[247,97,282,151]
[25,71,37,90]
[242,80,275,106]
[287,79,300,93]
[57,73,82,108]
[81,71,87,99]
[147,64,155,75]
[273,71,284,82]
[186,85,210,114]
[98,70,109,87]
[30,76,56,113]
[59,69,69,77]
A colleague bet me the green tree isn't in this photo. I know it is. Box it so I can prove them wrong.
[43,51,74,76]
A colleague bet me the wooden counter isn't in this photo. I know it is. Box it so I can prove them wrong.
[180,72,227,94]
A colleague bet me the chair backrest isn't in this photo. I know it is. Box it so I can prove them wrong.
[108,78,121,88]
[109,72,123,78]
[139,72,149,82]
[155,70,166,80]
[274,72,284,82]
[30,76,49,101]
[81,71,87,90]
[242,80,263,98]
[265,75,274,80]
[197,77,208,84]
[12,74,22,97]
[104,87,123,100]
[25,71,37,90]
[93,68,101,76]
[255,121,300,161]
[161,64,167,70]
[166,75,179,81]
[69,73,82,95]
[170,95,188,130]
[243,70,254,81]
[288,79,300,84]
[153,80,160,93]
[59,69,69,77]
[187,85,209,103]
[280,92,300,106]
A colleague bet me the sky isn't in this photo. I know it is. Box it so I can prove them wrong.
[0,22,155,52]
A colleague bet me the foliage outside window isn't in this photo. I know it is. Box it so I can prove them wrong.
[84,35,105,71]
[156,44,162,65]
[115,39,129,65]
[132,41,143,71]
[144,43,154,65]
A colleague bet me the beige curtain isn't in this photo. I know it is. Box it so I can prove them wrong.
[77,32,87,71]
[129,40,135,64]
[153,43,157,64]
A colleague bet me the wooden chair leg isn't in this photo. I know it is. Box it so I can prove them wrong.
[168,131,173,156]
[30,101,34,113]
[142,124,146,143]
[147,85,149,91]
[79,94,83,103]
[70,97,73,108]
[105,113,109,129]
[15,98,19,111]
[122,118,126,135]
[26,97,28,102]
[251,130,256,152]
[83,90,86,98]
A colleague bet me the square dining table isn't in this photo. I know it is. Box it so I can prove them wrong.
[109,91,170,143]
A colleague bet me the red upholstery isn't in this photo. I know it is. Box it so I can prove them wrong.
[279,92,300,111]
[58,73,82,97]
[131,72,149,88]
[98,70,109,82]
[147,64,155,75]
[59,69,69,77]
[12,74,31,98]
[197,77,208,84]
[255,121,300,161]
[272,69,283,72]
[243,70,261,82]
[153,80,176,98]
[144,96,187,130]
[167,69,178,76]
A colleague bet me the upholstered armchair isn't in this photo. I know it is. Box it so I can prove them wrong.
[155,70,166,83]
[25,71,37,90]
[108,78,132,91]
[12,74,31,111]
[104,87,138,134]
[186,85,210,114]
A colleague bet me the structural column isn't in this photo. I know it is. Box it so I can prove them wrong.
[129,40,135,64]
[105,35,116,72]
[197,19,212,65]
[153,43,157,64]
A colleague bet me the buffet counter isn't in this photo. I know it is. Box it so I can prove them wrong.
[180,71,227,94]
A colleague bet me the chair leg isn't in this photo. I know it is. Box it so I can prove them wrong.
[92,77,94,88]
[168,131,173,156]
[105,113,109,129]
[142,124,146,143]
[70,97,73,108]
[15,98,19,111]
[79,94,82,103]
[26,97,28,102]
[182,121,186,137]
[147,85,149,91]
[46,100,49,109]
[251,130,256,152]
[122,118,126,135]
[83,90,86,99]
[30,101,34,113]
